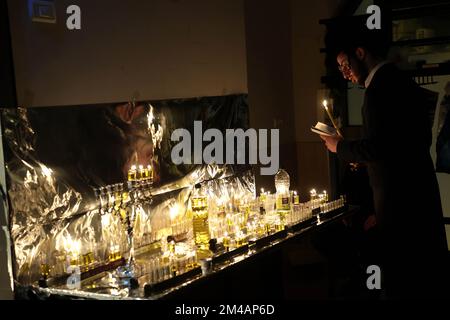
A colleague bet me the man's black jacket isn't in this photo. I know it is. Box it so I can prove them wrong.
[337,63,447,256]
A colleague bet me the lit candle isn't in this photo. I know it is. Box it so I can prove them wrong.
[64,236,81,266]
[310,189,317,200]
[128,165,137,181]
[138,165,145,180]
[293,191,300,204]
[170,203,180,221]
[147,164,153,181]
[144,165,149,179]
[322,100,343,138]
[223,232,230,251]
[260,188,267,202]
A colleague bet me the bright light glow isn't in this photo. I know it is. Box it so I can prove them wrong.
[40,164,53,178]
[169,203,182,221]
[147,104,154,127]
[147,103,163,150]
[217,196,227,207]
[60,233,81,259]
[101,214,111,228]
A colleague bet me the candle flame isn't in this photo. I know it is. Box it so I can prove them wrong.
[322,100,328,108]
[170,203,182,221]
[59,232,81,258]
[101,213,111,228]
[217,196,227,207]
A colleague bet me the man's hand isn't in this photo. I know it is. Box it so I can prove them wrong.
[320,135,342,153]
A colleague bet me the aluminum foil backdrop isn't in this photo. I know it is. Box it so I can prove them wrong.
[0,94,254,289]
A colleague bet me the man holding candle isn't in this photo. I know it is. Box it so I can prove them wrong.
[320,24,448,299]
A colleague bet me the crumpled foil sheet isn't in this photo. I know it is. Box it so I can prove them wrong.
[2,108,85,284]
[1,99,254,298]
[9,161,254,294]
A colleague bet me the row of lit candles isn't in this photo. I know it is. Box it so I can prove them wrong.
[144,252,198,284]
[128,164,153,182]
[259,188,327,203]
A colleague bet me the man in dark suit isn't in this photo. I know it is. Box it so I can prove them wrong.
[321,31,448,299]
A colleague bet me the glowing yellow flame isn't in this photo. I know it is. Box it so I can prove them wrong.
[217,196,227,207]
[101,214,111,228]
[59,232,81,258]
[170,203,182,221]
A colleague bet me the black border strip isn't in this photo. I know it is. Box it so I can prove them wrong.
[0,0,18,108]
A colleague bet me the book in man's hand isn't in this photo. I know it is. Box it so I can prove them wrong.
[310,122,337,137]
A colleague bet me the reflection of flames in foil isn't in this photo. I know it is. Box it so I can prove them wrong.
[147,104,163,151]
[56,231,81,258]
[3,108,255,296]
[11,162,255,294]
[9,161,85,283]
[169,202,182,222]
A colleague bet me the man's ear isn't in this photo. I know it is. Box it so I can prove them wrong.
[355,47,366,61]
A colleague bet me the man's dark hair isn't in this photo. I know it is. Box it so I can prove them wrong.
[325,15,390,59]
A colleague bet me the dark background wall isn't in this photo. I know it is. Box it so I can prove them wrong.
[245,0,343,197]
[7,0,248,107]
[0,0,16,108]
